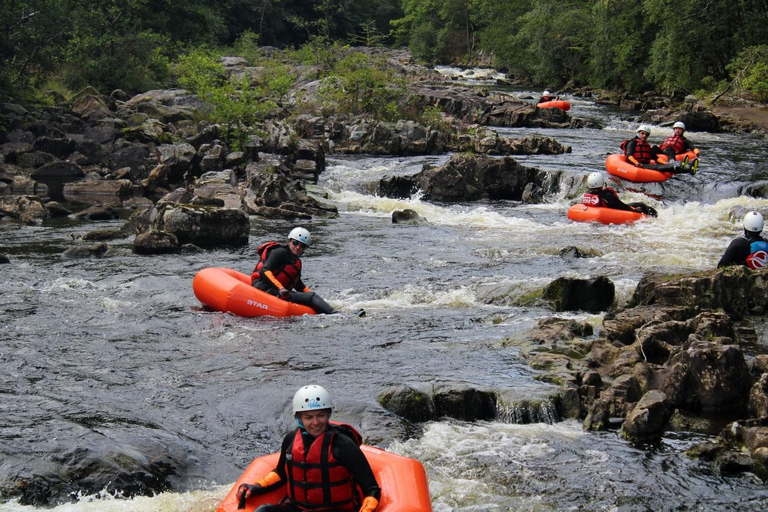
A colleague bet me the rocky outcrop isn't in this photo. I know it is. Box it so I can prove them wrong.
[378,384,497,423]
[408,84,600,129]
[378,154,560,203]
[132,202,250,251]
[508,266,768,478]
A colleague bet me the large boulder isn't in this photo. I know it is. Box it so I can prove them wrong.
[377,386,435,423]
[544,276,615,313]
[661,339,752,416]
[622,390,671,442]
[407,154,542,202]
[140,203,249,248]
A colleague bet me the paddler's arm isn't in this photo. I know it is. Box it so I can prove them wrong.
[263,270,284,291]
[624,140,642,166]
[333,436,381,505]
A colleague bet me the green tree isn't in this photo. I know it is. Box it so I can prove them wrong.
[590,0,652,91]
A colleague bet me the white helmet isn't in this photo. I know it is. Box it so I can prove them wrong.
[293,384,334,413]
[637,124,651,136]
[673,121,686,130]
[587,172,605,189]
[543,90,551,96]
[288,227,311,247]
[744,211,764,233]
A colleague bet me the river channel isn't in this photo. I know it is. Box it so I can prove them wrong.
[1,80,768,511]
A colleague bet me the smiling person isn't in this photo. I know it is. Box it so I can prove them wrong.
[236,385,381,512]
[251,227,337,314]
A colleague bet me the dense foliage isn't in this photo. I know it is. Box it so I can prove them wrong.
[1,0,766,104]
[394,0,768,98]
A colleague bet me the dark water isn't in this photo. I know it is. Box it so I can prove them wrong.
[1,83,768,511]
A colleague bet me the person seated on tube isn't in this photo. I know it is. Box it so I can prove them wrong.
[537,89,558,104]
[624,125,697,174]
[718,211,768,269]
[582,172,658,217]
[655,121,700,168]
[251,227,337,314]
[236,385,381,512]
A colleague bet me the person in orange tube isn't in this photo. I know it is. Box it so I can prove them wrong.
[236,385,381,512]
[537,89,558,104]
[623,125,697,174]
[250,227,337,314]
[582,172,657,217]
[657,121,700,167]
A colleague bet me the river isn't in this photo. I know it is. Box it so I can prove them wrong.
[1,82,768,511]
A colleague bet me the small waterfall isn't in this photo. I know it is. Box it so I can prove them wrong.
[496,398,560,424]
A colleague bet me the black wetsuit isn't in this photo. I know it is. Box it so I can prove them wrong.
[624,139,686,173]
[588,188,658,217]
[255,429,382,512]
[718,232,768,267]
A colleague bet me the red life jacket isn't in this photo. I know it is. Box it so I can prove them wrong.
[284,423,363,511]
[660,135,685,153]
[621,138,653,164]
[250,242,302,288]
[582,192,604,207]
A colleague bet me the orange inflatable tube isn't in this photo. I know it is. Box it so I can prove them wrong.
[216,445,433,512]
[656,150,698,164]
[605,154,672,183]
[567,204,646,225]
[193,267,316,317]
[536,100,570,111]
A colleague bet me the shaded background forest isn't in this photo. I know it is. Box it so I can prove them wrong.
[2,0,767,103]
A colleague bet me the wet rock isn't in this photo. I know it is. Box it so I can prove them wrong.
[377,386,435,423]
[142,203,249,248]
[157,188,193,205]
[72,204,121,221]
[392,209,427,225]
[543,276,615,313]
[749,373,768,418]
[30,160,85,180]
[584,374,642,431]
[433,384,497,421]
[622,390,670,443]
[104,144,151,179]
[0,254,9,264]
[409,154,541,202]
[529,317,593,345]
[44,201,73,217]
[134,230,180,254]
[559,246,596,258]
[62,242,109,258]
[83,228,132,242]
[18,150,56,169]
[33,136,77,158]
[631,266,768,320]
[661,339,752,416]
[0,196,50,224]
[603,305,691,346]
[63,179,132,205]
